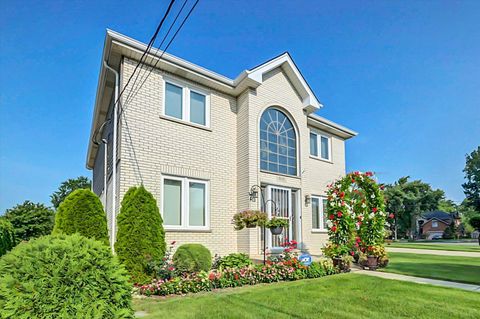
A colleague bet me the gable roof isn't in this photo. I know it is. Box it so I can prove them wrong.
[421,210,452,221]
[86,30,352,168]
[423,217,450,226]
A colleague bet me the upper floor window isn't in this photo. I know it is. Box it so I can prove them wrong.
[260,107,297,176]
[432,220,438,228]
[163,79,209,127]
[310,131,331,161]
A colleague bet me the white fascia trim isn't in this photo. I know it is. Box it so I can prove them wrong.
[243,53,323,111]
[308,113,358,138]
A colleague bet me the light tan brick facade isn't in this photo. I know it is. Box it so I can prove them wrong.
[87,31,357,257]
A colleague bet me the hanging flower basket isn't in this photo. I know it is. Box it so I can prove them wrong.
[232,210,267,230]
[246,222,257,229]
[270,226,283,235]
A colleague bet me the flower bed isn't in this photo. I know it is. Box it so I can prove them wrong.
[137,258,338,296]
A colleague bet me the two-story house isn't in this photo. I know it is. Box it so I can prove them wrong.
[86,30,357,257]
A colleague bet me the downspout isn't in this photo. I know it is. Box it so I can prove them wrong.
[103,61,119,253]
[102,138,108,210]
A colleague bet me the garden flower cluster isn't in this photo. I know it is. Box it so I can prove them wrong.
[137,258,338,296]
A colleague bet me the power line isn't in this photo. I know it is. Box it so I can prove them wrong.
[123,0,189,108]
[120,0,200,115]
[115,0,177,113]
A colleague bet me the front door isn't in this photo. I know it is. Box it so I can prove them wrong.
[266,185,293,250]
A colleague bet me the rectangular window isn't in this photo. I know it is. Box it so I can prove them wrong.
[163,79,210,127]
[432,221,438,228]
[309,130,331,161]
[312,195,327,230]
[310,133,318,157]
[190,91,206,125]
[162,176,209,230]
[165,82,183,119]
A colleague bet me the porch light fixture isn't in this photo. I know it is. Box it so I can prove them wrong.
[305,194,311,206]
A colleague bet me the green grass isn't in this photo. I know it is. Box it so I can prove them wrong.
[382,252,480,284]
[133,274,480,319]
[388,242,480,252]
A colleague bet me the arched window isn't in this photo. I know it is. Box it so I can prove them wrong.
[260,107,297,176]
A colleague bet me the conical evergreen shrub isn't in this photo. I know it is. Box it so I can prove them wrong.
[52,189,109,245]
[0,219,16,257]
[115,186,166,283]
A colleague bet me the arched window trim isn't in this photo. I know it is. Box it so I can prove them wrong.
[259,107,298,176]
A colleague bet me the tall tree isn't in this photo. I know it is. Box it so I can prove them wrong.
[3,201,55,244]
[437,199,458,213]
[384,177,444,239]
[462,146,480,213]
[50,176,91,209]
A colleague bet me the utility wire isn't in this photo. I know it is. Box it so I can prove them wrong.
[120,0,200,115]
[115,0,177,113]
[123,0,189,107]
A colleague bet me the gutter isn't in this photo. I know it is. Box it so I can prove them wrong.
[103,61,119,254]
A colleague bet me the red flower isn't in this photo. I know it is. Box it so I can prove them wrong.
[365,171,373,177]
[389,213,395,219]
[329,214,335,220]
[337,211,343,218]
[339,192,345,198]
[208,273,216,281]
[331,226,337,232]
[372,207,378,213]
[355,237,361,242]
[350,251,355,256]
[380,185,385,190]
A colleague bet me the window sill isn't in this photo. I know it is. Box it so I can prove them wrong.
[311,229,328,233]
[260,170,301,179]
[159,115,212,132]
[309,156,333,164]
[165,228,212,233]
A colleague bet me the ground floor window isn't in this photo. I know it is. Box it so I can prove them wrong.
[312,195,327,231]
[162,175,209,230]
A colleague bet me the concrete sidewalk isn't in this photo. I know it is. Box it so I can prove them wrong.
[353,269,480,292]
[386,247,480,257]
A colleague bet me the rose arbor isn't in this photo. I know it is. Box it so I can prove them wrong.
[323,172,390,270]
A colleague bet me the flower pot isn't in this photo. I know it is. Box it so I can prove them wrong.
[333,257,351,273]
[246,222,257,228]
[367,255,378,271]
[270,226,283,235]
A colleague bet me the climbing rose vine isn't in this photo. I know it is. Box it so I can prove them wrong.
[324,171,390,256]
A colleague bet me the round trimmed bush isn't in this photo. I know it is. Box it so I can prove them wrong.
[53,189,109,245]
[173,244,212,273]
[115,186,166,283]
[0,218,15,256]
[0,234,133,319]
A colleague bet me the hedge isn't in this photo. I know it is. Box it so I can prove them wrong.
[115,186,166,283]
[173,244,212,273]
[0,219,15,256]
[0,234,133,319]
[52,189,109,245]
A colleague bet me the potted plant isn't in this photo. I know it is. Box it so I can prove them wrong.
[232,210,267,230]
[322,242,352,272]
[365,245,387,270]
[265,217,289,235]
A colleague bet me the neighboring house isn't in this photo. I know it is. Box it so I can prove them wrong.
[417,210,460,240]
[86,30,357,257]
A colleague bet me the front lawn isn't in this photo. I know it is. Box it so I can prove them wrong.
[388,242,480,252]
[382,252,480,284]
[133,274,480,319]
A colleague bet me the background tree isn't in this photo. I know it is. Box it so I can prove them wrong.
[0,218,16,256]
[437,199,457,213]
[115,186,166,283]
[468,216,480,245]
[462,146,480,212]
[52,189,109,245]
[50,176,91,209]
[384,177,444,239]
[3,201,55,244]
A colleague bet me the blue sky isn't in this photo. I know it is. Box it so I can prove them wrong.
[1,0,479,211]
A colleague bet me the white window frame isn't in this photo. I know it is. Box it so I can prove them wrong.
[432,220,438,228]
[309,130,332,162]
[162,77,211,128]
[161,175,210,231]
[311,195,328,232]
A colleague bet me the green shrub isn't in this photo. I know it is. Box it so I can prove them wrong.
[173,244,212,273]
[469,216,480,230]
[115,186,166,283]
[0,219,15,256]
[4,201,54,244]
[52,189,109,245]
[214,253,253,270]
[0,234,133,319]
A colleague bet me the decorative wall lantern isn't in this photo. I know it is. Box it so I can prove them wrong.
[249,185,261,202]
[305,194,311,206]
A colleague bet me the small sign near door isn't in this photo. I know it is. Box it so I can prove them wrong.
[298,253,312,266]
